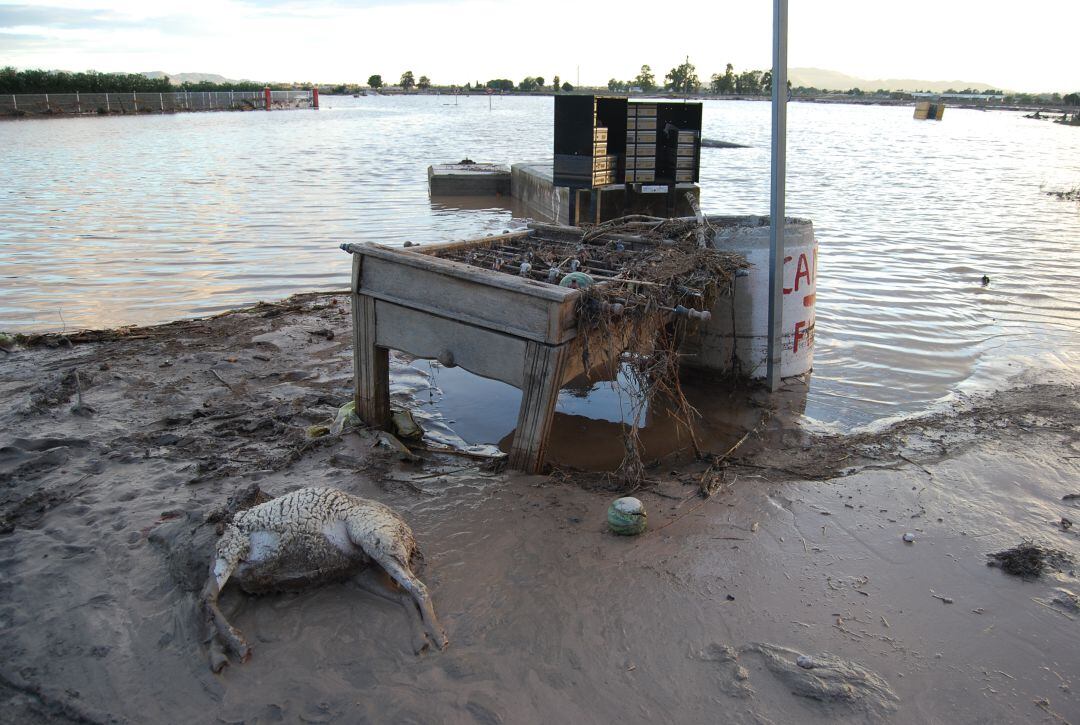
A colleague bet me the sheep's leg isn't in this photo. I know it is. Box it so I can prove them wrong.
[365,549,448,650]
[353,569,432,654]
[201,553,251,665]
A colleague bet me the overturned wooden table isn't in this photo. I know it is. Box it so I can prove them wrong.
[342,222,725,474]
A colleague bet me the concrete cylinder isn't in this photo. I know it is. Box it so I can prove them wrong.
[682,216,817,380]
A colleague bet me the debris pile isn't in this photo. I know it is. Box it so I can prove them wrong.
[432,216,749,487]
[986,541,1074,578]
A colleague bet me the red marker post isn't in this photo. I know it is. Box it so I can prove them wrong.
[263,87,271,111]
[312,87,319,110]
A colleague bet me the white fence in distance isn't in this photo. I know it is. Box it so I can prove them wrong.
[0,90,314,115]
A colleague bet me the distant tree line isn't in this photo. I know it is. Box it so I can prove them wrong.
[0,67,302,94]
[607,61,779,95]
[360,72,573,93]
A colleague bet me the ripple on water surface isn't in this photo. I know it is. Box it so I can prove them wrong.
[1,96,1078,434]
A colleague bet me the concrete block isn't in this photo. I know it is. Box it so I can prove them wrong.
[428,162,511,196]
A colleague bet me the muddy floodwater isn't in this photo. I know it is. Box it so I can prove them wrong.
[2,96,1079,443]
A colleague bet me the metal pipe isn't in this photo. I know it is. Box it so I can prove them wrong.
[766,0,788,392]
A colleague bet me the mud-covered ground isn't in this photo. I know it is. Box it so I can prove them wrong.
[1,294,1078,724]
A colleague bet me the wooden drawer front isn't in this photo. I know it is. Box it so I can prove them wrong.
[592,170,614,186]
[632,104,657,117]
[675,170,694,182]
[677,130,698,143]
[626,131,657,144]
[594,127,608,143]
[635,117,657,131]
[593,141,608,156]
[676,143,696,157]
[633,170,655,182]
[626,144,656,158]
[675,156,696,169]
[631,156,655,170]
[624,157,636,170]
[625,170,636,182]
[593,155,616,172]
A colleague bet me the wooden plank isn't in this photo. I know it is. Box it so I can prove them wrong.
[509,340,570,473]
[360,254,577,344]
[360,243,571,302]
[373,300,527,388]
[414,230,533,256]
[352,289,390,429]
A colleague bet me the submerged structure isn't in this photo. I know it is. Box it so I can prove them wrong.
[430,95,706,225]
[342,214,815,473]
[406,96,817,472]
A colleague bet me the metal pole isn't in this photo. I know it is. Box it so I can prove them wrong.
[12,94,17,112]
[105,93,109,112]
[766,0,788,391]
[76,91,80,114]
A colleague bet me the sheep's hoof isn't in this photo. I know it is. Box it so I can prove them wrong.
[209,640,229,673]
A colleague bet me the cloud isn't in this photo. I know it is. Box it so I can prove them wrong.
[0,4,129,30]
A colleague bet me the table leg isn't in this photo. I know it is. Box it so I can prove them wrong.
[352,292,390,429]
[509,340,568,473]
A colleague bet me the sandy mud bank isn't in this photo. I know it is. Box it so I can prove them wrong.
[1,294,1078,723]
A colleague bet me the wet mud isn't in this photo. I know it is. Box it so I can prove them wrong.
[1,294,1078,723]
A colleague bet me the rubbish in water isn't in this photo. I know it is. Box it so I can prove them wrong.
[608,496,647,535]
[375,431,419,462]
[306,424,330,438]
[391,409,424,441]
[202,487,448,671]
[330,401,361,435]
[700,138,751,149]
[796,655,815,669]
[981,275,990,286]
[902,532,915,543]
[1061,517,1073,530]
[986,541,1074,579]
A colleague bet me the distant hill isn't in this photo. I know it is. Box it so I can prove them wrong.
[789,67,1001,93]
[141,71,237,85]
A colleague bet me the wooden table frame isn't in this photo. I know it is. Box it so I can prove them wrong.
[349,231,596,473]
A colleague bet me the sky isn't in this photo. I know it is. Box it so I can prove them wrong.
[0,0,1076,92]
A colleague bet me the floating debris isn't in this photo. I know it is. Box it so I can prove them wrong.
[1046,186,1080,202]
[986,541,1074,579]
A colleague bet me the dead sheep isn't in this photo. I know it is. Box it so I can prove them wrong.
[202,486,448,670]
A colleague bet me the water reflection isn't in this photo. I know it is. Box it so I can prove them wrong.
[1,95,1078,436]
[396,353,809,470]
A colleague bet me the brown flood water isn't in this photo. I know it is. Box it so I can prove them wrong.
[2,96,1079,449]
